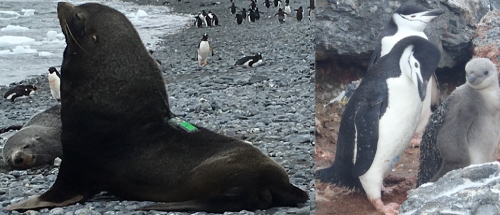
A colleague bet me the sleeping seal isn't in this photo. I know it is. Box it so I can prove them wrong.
[6,2,308,212]
[2,105,62,170]
[417,58,500,186]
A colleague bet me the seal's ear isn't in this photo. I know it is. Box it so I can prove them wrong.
[69,12,86,39]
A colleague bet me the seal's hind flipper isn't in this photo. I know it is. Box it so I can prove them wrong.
[5,194,84,211]
[137,184,308,213]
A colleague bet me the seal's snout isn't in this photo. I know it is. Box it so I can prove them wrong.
[57,2,75,23]
[9,150,35,169]
[14,157,24,165]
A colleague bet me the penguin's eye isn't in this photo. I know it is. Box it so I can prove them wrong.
[414,62,419,68]
[484,71,489,75]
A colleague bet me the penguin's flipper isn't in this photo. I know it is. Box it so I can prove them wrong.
[210,47,214,56]
[351,97,384,177]
[367,42,381,71]
[429,74,441,112]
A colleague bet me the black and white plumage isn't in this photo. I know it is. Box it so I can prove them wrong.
[264,0,270,8]
[48,67,61,102]
[273,0,281,7]
[228,2,238,14]
[255,8,261,20]
[284,2,291,14]
[248,9,256,22]
[367,3,445,146]
[274,8,288,23]
[316,36,441,214]
[307,0,315,21]
[234,53,263,67]
[198,10,209,27]
[235,13,243,24]
[208,11,218,26]
[241,8,247,20]
[194,16,203,28]
[250,0,257,10]
[295,6,303,21]
[3,85,38,102]
[197,34,213,66]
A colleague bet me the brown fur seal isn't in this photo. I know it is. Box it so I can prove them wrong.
[417,58,500,186]
[6,2,308,212]
[2,105,62,170]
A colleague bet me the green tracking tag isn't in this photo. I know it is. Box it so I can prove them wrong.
[168,117,198,133]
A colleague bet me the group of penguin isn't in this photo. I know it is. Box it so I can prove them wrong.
[316,3,500,215]
[229,0,314,24]
[194,10,219,28]
[3,67,61,103]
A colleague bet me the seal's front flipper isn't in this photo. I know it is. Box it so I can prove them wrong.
[5,194,84,211]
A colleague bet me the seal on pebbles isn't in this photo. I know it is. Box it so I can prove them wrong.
[6,2,308,212]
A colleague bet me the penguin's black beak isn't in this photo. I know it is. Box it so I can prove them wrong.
[417,80,427,101]
[423,8,445,17]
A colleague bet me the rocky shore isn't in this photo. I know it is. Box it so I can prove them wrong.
[0,0,316,214]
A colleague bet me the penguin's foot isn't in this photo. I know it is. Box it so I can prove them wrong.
[371,199,399,215]
[203,61,208,66]
[409,133,422,148]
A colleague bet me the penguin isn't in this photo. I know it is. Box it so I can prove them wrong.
[315,36,441,215]
[241,8,247,20]
[295,6,303,21]
[194,16,203,28]
[307,0,315,21]
[3,85,38,102]
[234,53,263,67]
[250,0,257,10]
[273,0,281,8]
[366,3,445,146]
[274,8,288,23]
[248,9,256,22]
[228,2,238,14]
[198,10,209,27]
[197,34,213,66]
[284,1,291,14]
[417,58,500,187]
[264,0,270,8]
[235,13,243,25]
[208,11,218,26]
[255,8,261,20]
[47,67,61,102]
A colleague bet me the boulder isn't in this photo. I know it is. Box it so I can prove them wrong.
[472,9,500,72]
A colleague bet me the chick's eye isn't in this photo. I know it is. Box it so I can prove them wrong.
[414,62,419,68]
[484,71,489,75]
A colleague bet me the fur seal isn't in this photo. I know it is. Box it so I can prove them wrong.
[2,105,62,170]
[417,58,500,186]
[6,2,308,212]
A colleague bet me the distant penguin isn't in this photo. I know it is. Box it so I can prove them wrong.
[274,0,281,7]
[235,13,243,24]
[194,16,203,28]
[250,0,257,10]
[274,8,288,23]
[197,34,213,66]
[3,85,38,102]
[307,0,315,21]
[234,53,263,67]
[47,67,61,102]
[315,36,441,215]
[198,10,209,27]
[367,3,445,146]
[241,8,247,20]
[264,0,271,8]
[417,58,500,187]
[295,6,303,21]
[229,2,238,14]
[255,8,261,20]
[208,11,218,26]
[248,9,256,22]
[284,1,291,14]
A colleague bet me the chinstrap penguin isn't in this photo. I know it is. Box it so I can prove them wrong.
[367,3,445,147]
[234,53,263,67]
[315,36,441,215]
[417,58,500,187]
[3,85,38,102]
[197,34,213,66]
[48,67,61,102]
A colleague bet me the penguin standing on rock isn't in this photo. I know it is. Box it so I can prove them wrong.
[3,85,38,102]
[194,16,203,28]
[295,6,303,21]
[367,3,445,147]
[241,8,247,20]
[315,36,441,215]
[234,53,263,67]
[250,0,257,10]
[307,0,315,21]
[274,8,288,23]
[273,0,281,7]
[47,67,61,102]
[417,58,500,187]
[235,13,243,24]
[248,9,256,22]
[264,0,270,8]
[197,34,213,66]
[255,8,261,20]
[228,2,238,14]
[198,11,208,27]
[284,0,291,14]
[208,11,218,26]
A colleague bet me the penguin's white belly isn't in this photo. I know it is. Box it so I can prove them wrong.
[364,76,423,178]
[48,75,60,100]
[285,6,291,14]
[198,41,210,61]
[380,31,427,57]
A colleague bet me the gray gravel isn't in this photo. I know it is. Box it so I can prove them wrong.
[0,0,315,214]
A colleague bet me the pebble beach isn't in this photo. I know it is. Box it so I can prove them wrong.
[0,0,316,214]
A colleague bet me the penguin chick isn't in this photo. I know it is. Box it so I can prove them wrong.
[48,67,61,102]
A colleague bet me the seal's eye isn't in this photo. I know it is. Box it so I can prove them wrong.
[414,62,419,68]
[484,71,489,75]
